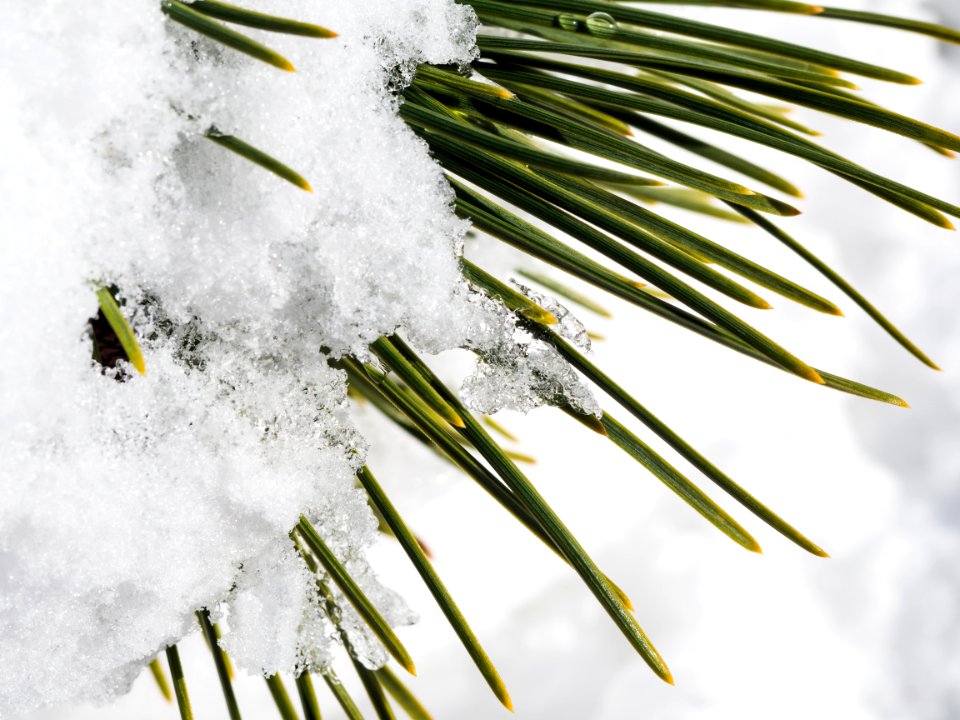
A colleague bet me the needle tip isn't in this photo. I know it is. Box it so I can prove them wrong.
[805,367,826,385]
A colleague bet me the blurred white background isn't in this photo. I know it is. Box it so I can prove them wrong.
[28,1,960,718]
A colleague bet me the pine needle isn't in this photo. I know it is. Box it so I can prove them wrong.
[322,670,365,720]
[148,658,173,703]
[295,673,323,720]
[296,517,417,676]
[206,130,313,191]
[266,675,301,720]
[160,0,296,71]
[352,660,397,720]
[96,287,145,375]
[532,320,827,556]
[165,645,194,720]
[481,415,519,442]
[357,466,512,710]
[377,666,435,719]
[197,610,242,719]
[382,336,674,683]
[189,0,336,38]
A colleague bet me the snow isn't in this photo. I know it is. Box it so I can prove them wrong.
[0,0,486,716]
[5,0,960,719]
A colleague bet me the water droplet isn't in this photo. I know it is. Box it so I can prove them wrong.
[585,11,618,37]
[556,13,580,31]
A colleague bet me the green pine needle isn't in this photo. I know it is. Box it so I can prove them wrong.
[160,0,296,71]
[352,660,397,720]
[342,355,635,611]
[197,610,242,720]
[376,666,434,720]
[96,287,145,375]
[322,670,365,720]
[600,412,763,553]
[357,466,513,710]
[369,338,467,428]
[165,645,194,720]
[295,673,323,720]
[541,321,828,556]
[266,675,301,720]
[296,517,417,676]
[148,658,173,703]
[382,336,674,683]
[732,205,941,370]
[206,130,313,191]
[460,260,559,325]
[189,0,336,38]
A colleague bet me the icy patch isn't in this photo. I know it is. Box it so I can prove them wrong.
[0,0,479,716]
[461,336,601,417]
[511,280,593,353]
[459,292,601,418]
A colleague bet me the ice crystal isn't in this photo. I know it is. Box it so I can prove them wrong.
[512,280,593,352]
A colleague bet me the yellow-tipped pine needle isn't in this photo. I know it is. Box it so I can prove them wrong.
[384,337,674,683]
[539,324,828,556]
[206,130,312,192]
[358,466,512,710]
[149,658,172,702]
[377,666,438,719]
[160,0,296,71]
[297,516,417,675]
[516,268,612,318]
[96,287,145,375]
[506,450,537,464]
[481,415,518,442]
[461,260,558,324]
[601,413,763,554]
